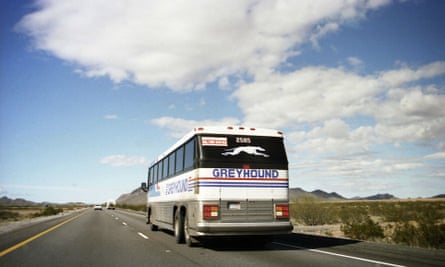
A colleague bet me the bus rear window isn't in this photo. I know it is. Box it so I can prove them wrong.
[199,135,288,169]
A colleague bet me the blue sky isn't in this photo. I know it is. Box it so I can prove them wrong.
[1,0,444,203]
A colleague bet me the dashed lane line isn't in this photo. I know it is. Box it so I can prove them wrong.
[138,232,149,239]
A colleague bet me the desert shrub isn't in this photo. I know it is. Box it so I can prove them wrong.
[341,217,384,241]
[417,204,442,223]
[0,211,20,221]
[33,206,63,217]
[338,204,369,224]
[291,197,337,225]
[380,201,444,223]
[392,222,445,249]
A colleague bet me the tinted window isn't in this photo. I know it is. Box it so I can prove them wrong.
[163,158,169,179]
[168,153,175,176]
[184,138,195,170]
[199,135,288,169]
[175,146,184,173]
[158,161,163,181]
[148,167,154,185]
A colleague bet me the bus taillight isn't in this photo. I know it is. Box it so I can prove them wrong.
[275,204,289,219]
[203,204,219,220]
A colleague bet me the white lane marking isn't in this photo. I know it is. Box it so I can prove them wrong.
[273,242,406,267]
[122,222,127,226]
[115,217,119,220]
[138,232,149,239]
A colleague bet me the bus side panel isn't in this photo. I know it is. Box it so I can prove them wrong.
[148,169,198,231]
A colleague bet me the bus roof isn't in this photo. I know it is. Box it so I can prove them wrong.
[153,126,284,165]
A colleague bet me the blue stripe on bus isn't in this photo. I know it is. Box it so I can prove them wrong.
[195,182,288,188]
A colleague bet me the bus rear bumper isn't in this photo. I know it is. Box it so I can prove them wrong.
[193,221,293,236]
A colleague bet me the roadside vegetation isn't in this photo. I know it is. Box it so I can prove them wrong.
[0,204,84,222]
[290,197,445,249]
[116,204,146,212]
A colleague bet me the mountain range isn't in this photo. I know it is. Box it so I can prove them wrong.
[288,188,397,201]
[2,188,444,206]
[0,196,85,207]
[115,187,400,206]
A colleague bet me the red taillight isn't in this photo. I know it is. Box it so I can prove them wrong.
[203,204,219,220]
[275,204,289,219]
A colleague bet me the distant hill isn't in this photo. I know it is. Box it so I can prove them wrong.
[116,188,146,206]
[289,188,398,201]
[289,188,346,201]
[358,193,396,200]
[115,187,441,205]
[0,196,86,206]
[0,196,39,206]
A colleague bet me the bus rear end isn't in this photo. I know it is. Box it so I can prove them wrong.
[189,127,293,238]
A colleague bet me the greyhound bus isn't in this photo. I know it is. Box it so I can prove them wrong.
[141,126,293,245]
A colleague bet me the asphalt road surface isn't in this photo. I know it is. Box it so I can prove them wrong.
[1,209,443,267]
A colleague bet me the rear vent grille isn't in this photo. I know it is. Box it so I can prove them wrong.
[220,201,274,222]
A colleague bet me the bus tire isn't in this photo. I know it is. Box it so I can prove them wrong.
[184,213,195,247]
[174,210,185,244]
[149,211,158,231]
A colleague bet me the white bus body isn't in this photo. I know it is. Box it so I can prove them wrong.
[141,126,293,245]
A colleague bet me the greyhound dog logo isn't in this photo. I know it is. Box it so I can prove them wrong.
[221,146,270,157]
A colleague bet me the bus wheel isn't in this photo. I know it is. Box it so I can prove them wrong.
[174,210,185,244]
[149,212,158,231]
[184,213,195,247]
[146,211,150,224]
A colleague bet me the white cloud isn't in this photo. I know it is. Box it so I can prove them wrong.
[151,116,240,138]
[232,61,445,147]
[310,22,339,49]
[289,119,376,157]
[379,61,445,87]
[232,66,382,127]
[347,56,363,68]
[99,155,149,167]
[104,114,118,120]
[289,156,429,197]
[16,0,392,91]
[424,152,445,160]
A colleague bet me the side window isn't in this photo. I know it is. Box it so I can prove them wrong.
[168,153,175,176]
[148,167,153,185]
[163,157,169,179]
[175,146,184,173]
[158,161,163,181]
[184,138,195,170]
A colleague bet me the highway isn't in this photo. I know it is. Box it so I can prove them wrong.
[1,208,443,267]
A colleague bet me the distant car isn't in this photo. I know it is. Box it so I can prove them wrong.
[94,205,103,210]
